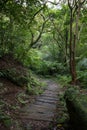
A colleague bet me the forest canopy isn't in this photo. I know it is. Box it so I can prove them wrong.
[0,0,87,85]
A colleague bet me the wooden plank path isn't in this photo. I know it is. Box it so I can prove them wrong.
[18,79,62,129]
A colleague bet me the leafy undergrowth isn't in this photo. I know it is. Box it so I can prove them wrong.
[55,74,87,130]
[0,78,46,130]
[0,54,46,129]
[0,54,46,94]
[56,75,71,87]
[56,71,87,89]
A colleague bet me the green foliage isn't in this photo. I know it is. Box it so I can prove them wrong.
[77,58,87,70]
[17,93,29,104]
[0,68,46,95]
[0,101,12,128]
[0,2,87,129]
[0,69,29,86]
[24,49,42,70]
[64,87,87,130]
[26,75,46,95]
[64,87,79,101]
[0,0,87,89]
[38,61,68,75]
[77,70,87,88]
[57,75,71,87]
[25,47,68,75]
[77,57,87,88]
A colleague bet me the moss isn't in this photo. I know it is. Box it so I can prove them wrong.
[0,69,30,86]
[65,88,87,130]
[0,110,12,128]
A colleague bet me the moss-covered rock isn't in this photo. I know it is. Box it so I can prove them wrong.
[64,88,87,130]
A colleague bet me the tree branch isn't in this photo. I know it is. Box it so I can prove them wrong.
[29,28,34,45]
[29,16,49,48]
[29,5,45,25]
[47,0,60,5]
[81,0,86,4]
[68,0,73,9]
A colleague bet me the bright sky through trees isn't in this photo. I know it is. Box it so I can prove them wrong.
[46,0,61,9]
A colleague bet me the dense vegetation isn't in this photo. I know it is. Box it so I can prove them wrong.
[0,0,87,85]
[0,0,87,129]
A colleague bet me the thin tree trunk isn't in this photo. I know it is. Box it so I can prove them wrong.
[65,29,68,63]
[69,9,77,84]
[72,34,77,83]
[69,9,73,80]
[68,0,85,84]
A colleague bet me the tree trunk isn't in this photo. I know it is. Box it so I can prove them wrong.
[72,34,77,83]
[69,9,77,84]
[65,28,68,63]
[68,0,85,84]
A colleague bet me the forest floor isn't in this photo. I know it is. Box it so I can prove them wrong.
[0,78,68,130]
[18,78,67,130]
[0,54,68,130]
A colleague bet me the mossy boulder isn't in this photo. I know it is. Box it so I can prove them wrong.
[64,88,87,130]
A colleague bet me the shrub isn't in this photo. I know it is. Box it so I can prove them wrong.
[77,58,87,70]
[77,70,87,88]
[57,75,71,87]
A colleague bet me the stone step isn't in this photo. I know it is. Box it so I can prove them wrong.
[36,98,57,104]
[19,79,60,123]
[36,95,59,101]
[19,113,54,121]
[34,102,56,108]
[41,94,58,98]
[21,104,56,113]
